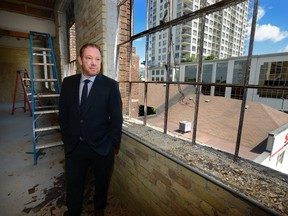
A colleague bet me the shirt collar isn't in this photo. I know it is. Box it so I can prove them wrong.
[81,74,97,83]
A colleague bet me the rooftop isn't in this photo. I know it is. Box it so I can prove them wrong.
[138,83,288,160]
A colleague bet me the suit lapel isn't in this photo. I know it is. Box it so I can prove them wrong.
[73,74,81,113]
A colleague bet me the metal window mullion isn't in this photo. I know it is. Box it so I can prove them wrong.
[164,0,174,134]
[128,0,134,119]
[192,0,207,144]
[143,0,151,126]
[234,0,258,161]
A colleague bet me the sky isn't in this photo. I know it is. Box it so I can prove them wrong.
[132,0,288,61]
[247,0,288,54]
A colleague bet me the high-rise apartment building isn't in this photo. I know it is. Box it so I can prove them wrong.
[149,0,250,67]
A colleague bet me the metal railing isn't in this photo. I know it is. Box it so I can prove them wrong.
[116,0,288,162]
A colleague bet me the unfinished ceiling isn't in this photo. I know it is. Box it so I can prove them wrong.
[0,0,56,20]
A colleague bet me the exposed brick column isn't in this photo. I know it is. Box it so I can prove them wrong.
[131,47,140,118]
[118,0,139,118]
[118,1,131,116]
[73,0,138,117]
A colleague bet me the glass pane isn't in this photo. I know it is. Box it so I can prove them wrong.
[133,0,148,35]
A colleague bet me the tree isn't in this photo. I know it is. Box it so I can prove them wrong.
[181,54,198,62]
[204,54,216,60]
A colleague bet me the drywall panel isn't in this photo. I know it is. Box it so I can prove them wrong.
[0,11,55,36]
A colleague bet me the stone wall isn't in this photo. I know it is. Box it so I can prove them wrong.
[110,131,279,216]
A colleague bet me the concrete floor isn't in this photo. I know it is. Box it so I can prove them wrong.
[0,103,66,215]
[0,103,128,216]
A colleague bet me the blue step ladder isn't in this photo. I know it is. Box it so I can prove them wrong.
[29,31,62,164]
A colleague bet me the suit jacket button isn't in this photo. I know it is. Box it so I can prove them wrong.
[80,120,84,123]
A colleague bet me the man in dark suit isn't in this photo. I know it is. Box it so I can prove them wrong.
[59,43,123,216]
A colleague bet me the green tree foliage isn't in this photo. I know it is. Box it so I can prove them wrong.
[204,54,217,60]
[181,54,198,62]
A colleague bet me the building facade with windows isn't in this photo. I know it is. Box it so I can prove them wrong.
[149,0,250,67]
[148,52,288,112]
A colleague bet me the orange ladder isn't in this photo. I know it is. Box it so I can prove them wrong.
[11,69,32,115]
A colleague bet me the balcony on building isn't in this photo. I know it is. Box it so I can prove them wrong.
[182,21,192,30]
[181,38,191,46]
[181,46,191,54]
[181,29,191,38]
[183,4,193,13]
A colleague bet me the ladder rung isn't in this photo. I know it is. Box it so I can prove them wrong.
[34,93,60,98]
[33,78,57,82]
[35,126,60,132]
[33,63,54,66]
[30,31,50,37]
[36,141,63,150]
[30,100,40,103]
[32,47,51,51]
[33,53,51,57]
[22,78,31,81]
[34,110,59,115]
[35,105,58,109]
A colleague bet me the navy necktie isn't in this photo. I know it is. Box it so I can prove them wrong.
[80,79,90,140]
[81,79,90,107]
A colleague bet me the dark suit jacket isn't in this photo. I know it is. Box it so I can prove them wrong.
[59,73,123,156]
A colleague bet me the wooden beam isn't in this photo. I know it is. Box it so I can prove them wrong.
[0,29,29,38]
[0,29,48,40]
[1,0,54,12]
[0,0,55,20]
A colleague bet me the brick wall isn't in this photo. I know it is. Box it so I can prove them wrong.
[74,0,105,46]
[73,0,105,76]
[131,47,140,118]
[111,132,275,216]
[118,1,131,116]
[73,0,133,116]
[0,35,61,104]
[0,46,30,103]
[69,23,76,62]
[118,1,140,117]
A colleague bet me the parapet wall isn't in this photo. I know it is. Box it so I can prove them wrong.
[110,129,281,216]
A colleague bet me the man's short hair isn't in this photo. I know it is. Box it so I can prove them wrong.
[79,43,102,58]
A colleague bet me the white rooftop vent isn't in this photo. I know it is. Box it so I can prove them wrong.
[179,121,192,133]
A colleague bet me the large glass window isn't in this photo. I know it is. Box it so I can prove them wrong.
[258,61,288,98]
[184,65,197,82]
[202,64,213,95]
[215,62,228,96]
[231,60,247,99]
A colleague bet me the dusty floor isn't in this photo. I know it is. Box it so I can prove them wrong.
[0,103,129,216]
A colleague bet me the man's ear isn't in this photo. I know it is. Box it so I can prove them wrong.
[77,56,82,65]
